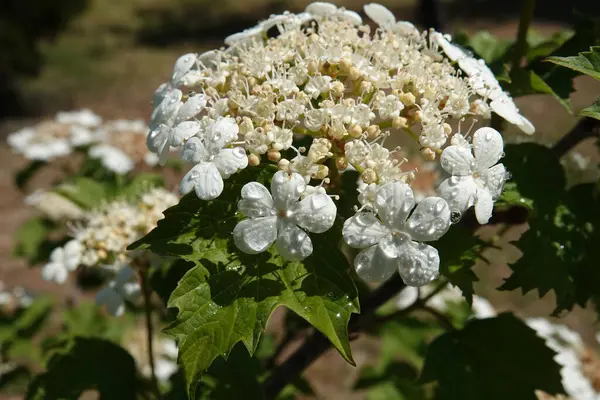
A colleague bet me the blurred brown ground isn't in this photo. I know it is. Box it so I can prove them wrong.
[1,0,600,398]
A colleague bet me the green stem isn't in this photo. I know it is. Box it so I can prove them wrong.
[139,266,160,398]
[510,0,536,76]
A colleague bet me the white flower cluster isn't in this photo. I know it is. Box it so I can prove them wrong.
[0,281,34,314]
[7,111,158,174]
[40,187,178,315]
[147,2,530,286]
[8,109,101,161]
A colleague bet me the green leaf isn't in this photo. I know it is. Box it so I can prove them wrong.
[130,167,359,397]
[420,313,565,400]
[61,301,130,343]
[356,362,427,400]
[26,337,145,400]
[12,217,58,264]
[120,172,164,199]
[434,224,486,305]
[496,182,534,211]
[506,69,572,112]
[546,46,600,81]
[455,31,512,65]
[526,29,574,63]
[580,96,600,120]
[54,177,115,209]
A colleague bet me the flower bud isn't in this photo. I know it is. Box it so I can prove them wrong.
[365,125,381,140]
[361,168,378,184]
[392,116,408,130]
[443,123,452,136]
[348,125,362,138]
[399,92,416,106]
[277,158,290,171]
[248,154,261,166]
[420,147,436,161]
[268,150,281,162]
[314,165,329,180]
[331,81,345,97]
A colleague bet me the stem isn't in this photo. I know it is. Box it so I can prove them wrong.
[263,275,406,399]
[510,0,536,75]
[139,266,160,398]
[421,305,455,331]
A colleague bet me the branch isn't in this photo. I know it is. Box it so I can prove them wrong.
[263,275,406,399]
[552,117,600,157]
[510,0,536,75]
[139,265,160,399]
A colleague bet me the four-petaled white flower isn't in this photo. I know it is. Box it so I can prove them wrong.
[180,117,248,200]
[342,181,451,286]
[437,127,508,224]
[233,171,336,260]
[96,266,141,317]
[41,240,83,284]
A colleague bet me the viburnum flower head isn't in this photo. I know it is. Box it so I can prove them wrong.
[343,181,451,286]
[234,171,336,260]
[437,127,508,224]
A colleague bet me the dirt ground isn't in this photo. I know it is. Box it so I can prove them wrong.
[1,1,600,398]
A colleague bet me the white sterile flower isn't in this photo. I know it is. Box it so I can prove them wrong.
[343,181,450,286]
[41,240,83,284]
[180,117,247,200]
[96,266,141,316]
[25,190,84,221]
[363,3,419,36]
[437,127,508,224]
[233,171,336,260]
[89,144,135,174]
[431,32,535,135]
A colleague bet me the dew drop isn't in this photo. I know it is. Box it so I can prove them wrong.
[190,170,200,179]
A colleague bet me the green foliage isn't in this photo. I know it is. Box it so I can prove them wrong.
[12,217,61,265]
[500,143,600,313]
[26,337,145,400]
[580,97,600,120]
[420,313,565,400]
[434,224,486,305]
[0,297,53,344]
[54,176,115,209]
[129,167,359,397]
[547,46,600,81]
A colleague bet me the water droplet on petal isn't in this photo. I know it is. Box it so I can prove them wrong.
[450,210,462,224]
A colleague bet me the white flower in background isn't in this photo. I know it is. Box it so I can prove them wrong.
[0,281,34,313]
[124,329,178,383]
[233,171,336,260]
[96,266,141,316]
[24,190,84,221]
[56,109,102,128]
[180,117,248,200]
[343,181,450,286]
[91,119,159,174]
[89,145,135,174]
[437,127,508,224]
[7,126,71,161]
[430,32,534,135]
[526,318,599,400]
[41,240,83,284]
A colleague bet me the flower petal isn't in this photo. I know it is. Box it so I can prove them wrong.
[180,162,224,200]
[430,32,465,61]
[276,222,313,260]
[238,182,276,218]
[364,3,396,27]
[175,94,207,124]
[181,137,207,164]
[489,94,522,126]
[290,193,336,233]
[517,115,535,135]
[473,127,503,171]
[354,245,398,283]
[342,213,390,249]
[270,171,306,210]
[306,2,338,16]
[96,287,125,316]
[147,124,170,153]
[474,187,494,224]
[437,176,477,214]
[397,242,440,287]
[41,262,68,284]
[171,121,202,147]
[213,147,249,178]
[63,240,83,270]
[233,216,278,254]
[440,145,475,176]
[205,117,239,154]
[406,197,451,242]
[374,181,415,229]
[481,163,507,199]
[171,53,197,84]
